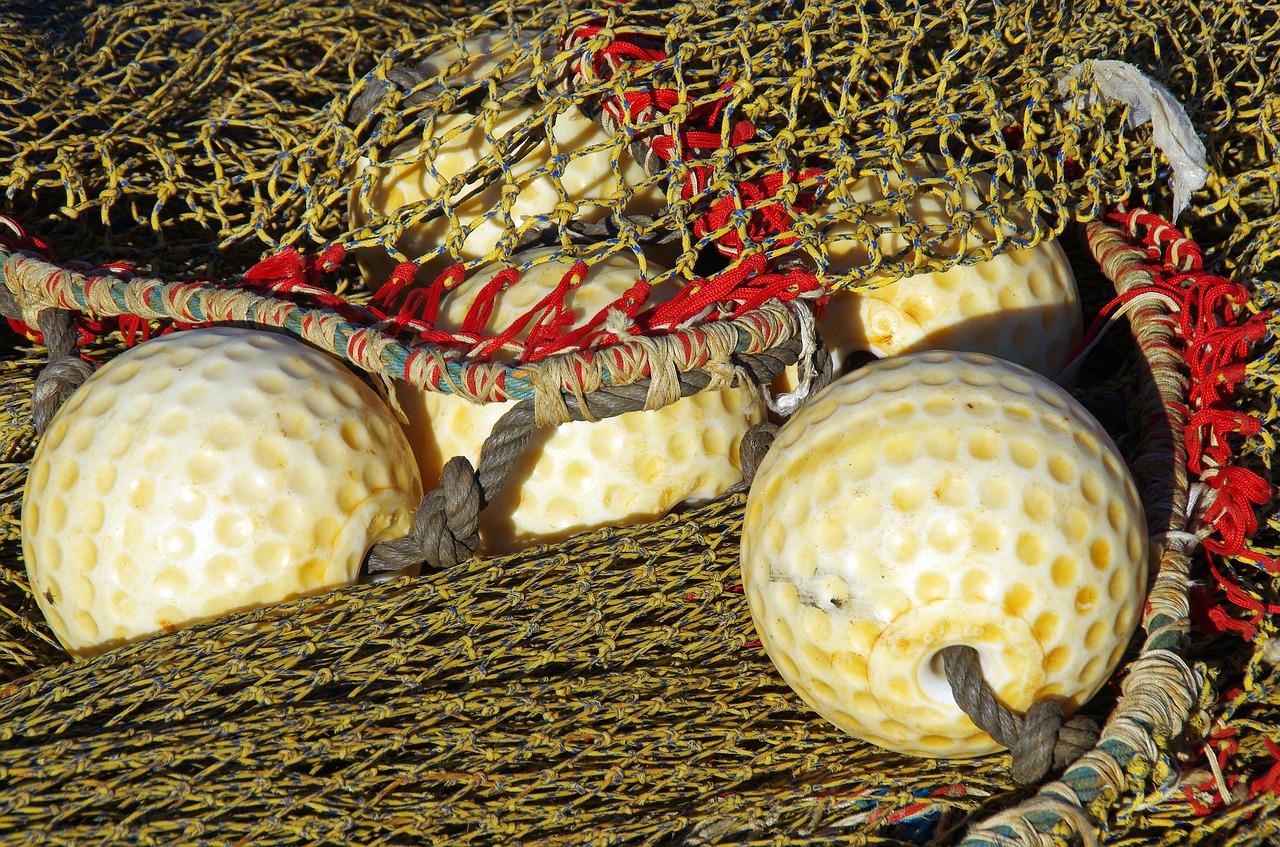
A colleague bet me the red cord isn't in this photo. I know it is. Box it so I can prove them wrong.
[1101,209,1275,622]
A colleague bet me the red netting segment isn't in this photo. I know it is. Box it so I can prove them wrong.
[3,213,816,387]
[566,25,824,262]
[1088,209,1277,625]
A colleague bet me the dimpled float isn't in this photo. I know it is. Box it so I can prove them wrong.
[814,237,1081,378]
[777,165,1081,393]
[347,33,665,288]
[742,351,1148,758]
[396,248,764,553]
[22,328,423,658]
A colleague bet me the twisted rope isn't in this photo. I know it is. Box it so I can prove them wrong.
[30,309,96,434]
[736,423,779,489]
[0,244,803,406]
[0,288,96,433]
[940,645,1100,786]
[962,212,1208,845]
[366,334,804,573]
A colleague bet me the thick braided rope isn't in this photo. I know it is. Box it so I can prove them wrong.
[0,246,800,407]
[366,333,806,572]
[961,214,1201,846]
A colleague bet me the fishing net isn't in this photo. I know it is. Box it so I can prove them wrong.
[1,0,1279,844]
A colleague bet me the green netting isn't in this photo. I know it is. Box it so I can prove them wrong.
[2,0,1280,845]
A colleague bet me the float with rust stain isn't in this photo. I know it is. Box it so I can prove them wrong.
[742,350,1148,758]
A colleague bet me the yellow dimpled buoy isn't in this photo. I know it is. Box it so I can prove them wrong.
[814,237,1081,379]
[396,248,764,553]
[347,33,665,288]
[742,351,1148,758]
[22,327,423,658]
[776,164,1082,394]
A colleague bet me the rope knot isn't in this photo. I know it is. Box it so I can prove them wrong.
[1009,699,1064,785]
[940,644,1101,785]
[366,456,482,574]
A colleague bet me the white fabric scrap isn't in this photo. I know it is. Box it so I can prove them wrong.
[1059,60,1209,221]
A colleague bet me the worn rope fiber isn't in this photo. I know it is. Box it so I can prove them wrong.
[0,288,96,435]
[733,421,779,489]
[366,332,806,572]
[960,215,1203,846]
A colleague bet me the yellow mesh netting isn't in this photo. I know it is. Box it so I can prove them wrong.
[2,1,1280,844]
[4,1,1273,287]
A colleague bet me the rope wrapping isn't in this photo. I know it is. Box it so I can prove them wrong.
[0,239,810,407]
[960,211,1250,846]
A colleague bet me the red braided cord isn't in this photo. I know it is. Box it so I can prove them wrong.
[527,278,651,361]
[1104,209,1277,619]
[458,268,520,336]
[471,262,583,359]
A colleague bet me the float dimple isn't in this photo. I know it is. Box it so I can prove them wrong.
[969,432,1000,461]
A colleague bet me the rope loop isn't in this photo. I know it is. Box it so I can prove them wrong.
[940,645,1101,786]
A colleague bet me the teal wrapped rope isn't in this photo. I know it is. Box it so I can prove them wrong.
[0,248,800,406]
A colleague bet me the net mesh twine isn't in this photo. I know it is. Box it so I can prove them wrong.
[1,1,1280,845]
[1,0,1271,284]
